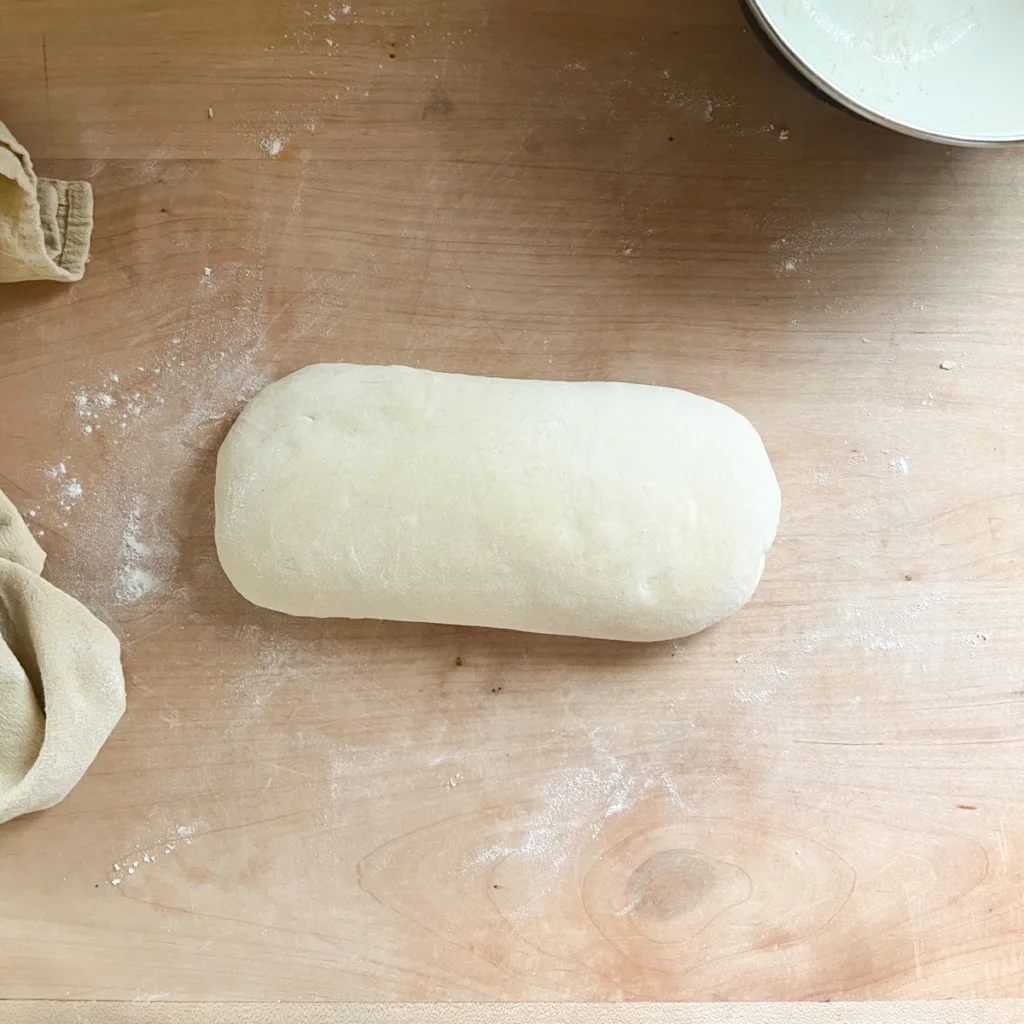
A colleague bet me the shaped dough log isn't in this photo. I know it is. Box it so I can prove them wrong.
[215,364,781,642]
[0,488,125,825]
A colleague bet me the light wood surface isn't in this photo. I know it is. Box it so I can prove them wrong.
[2,1001,1024,1024]
[3,0,1024,1007]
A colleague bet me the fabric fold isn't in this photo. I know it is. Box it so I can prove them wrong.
[0,120,94,283]
[0,487,125,824]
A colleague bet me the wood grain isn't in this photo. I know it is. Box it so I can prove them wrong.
[2,1002,1024,1024]
[3,0,1024,1005]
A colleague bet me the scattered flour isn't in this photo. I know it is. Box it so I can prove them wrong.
[59,478,83,510]
[107,825,197,886]
[221,628,304,738]
[735,662,789,705]
[466,758,691,924]
[769,212,875,273]
[43,262,270,626]
[74,387,150,434]
[798,588,949,656]
[261,136,285,156]
[473,758,681,871]
[41,461,84,521]
[329,743,398,802]
[891,455,910,477]
[116,500,156,604]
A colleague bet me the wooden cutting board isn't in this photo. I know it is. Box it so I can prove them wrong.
[2,0,1024,1008]
[1,1002,1022,1022]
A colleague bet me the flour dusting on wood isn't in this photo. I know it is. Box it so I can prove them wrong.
[116,500,156,604]
[34,265,270,627]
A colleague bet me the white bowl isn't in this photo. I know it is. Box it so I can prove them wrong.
[746,0,1024,145]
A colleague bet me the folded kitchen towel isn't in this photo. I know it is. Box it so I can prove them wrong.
[0,487,125,824]
[0,120,93,283]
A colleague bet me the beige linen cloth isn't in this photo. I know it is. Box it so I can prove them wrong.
[0,487,124,824]
[0,120,93,283]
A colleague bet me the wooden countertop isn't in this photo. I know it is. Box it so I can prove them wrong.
[3,0,1024,1008]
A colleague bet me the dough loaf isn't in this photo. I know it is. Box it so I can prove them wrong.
[215,363,781,641]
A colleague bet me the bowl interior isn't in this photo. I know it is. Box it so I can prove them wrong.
[751,0,1024,143]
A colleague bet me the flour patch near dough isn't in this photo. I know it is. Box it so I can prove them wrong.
[115,499,157,605]
[42,261,271,627]
[220,625,303,740]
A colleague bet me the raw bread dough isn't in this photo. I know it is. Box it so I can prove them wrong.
[215,363,781,642]
[0,487,125,824]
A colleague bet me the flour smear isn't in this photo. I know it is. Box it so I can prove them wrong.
[469,757,690,922]
[41,263,270,627]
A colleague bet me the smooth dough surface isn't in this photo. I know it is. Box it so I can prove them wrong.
[215,363,781,642]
